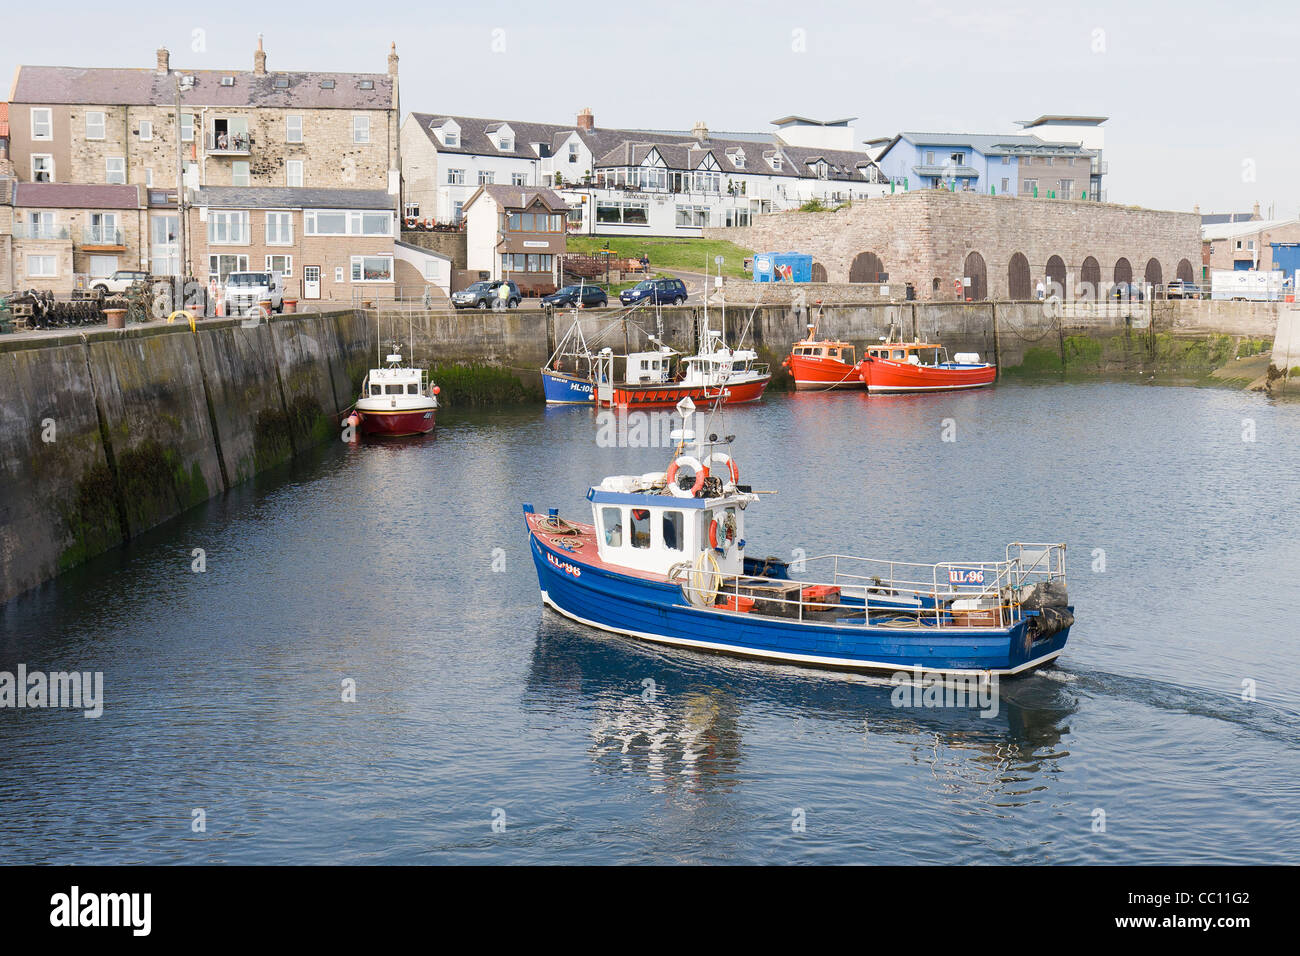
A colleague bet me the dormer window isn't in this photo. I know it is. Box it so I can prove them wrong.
[273,76,290,89]
[441,127,458,147]
[359,79,374,90]
[499,137,512,151]
[320,79,336,89]
[220,76,234,87]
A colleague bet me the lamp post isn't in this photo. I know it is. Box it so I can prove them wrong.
[173,71,195,313]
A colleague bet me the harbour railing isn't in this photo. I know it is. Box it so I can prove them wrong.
[682,543,1066,629]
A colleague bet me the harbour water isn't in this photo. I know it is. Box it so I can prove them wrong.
[1,381,1297,864]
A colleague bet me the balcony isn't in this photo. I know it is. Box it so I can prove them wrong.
[205,131,252,155]
[82,227,125,249]
[11,223,70,240]
[1091,160,1109,175]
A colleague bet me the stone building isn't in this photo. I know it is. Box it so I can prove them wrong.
[706,190,1201,301]
[5,39,400,289]
[1201,217,1300,276]
[7,183,148,293]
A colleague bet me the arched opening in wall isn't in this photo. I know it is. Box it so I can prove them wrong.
[1079,256,1101,300]
[811,262,827,283]
[1145,258,1163,288]
[1114,257,1133,285]
[962,252,987,301]
[1045,255,1066,298]
[932,277,941,295]
[849,252,884,283]
[1008,252,1030,299]
[1176,259,1194,283]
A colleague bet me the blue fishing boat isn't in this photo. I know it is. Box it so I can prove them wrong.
[524,398,1074,677]
[541,309,609,405]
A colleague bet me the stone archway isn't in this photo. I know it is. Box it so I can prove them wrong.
[849,251,885,283]
[1145,258,1163,286]
[1080,256,1101,299]
[1176,258,1195,282]
[962,251,987,301]
[1008,252,1030,299]
[1114,257,1133,285]
[811,261,827,283]
[1045,255,1066,297]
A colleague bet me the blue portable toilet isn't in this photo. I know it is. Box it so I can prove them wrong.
[752,251,813,283]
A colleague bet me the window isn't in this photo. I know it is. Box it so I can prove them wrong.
[208,210,250,244]
[350,255,392,282]
[353,115,370,143]
[950,152,962,165]
[602,507,622,547]
[359,79,374,90]
[85,111,106,140]
[31,155,54,182]
[661,511,683,551]
[675,205,710,228]
[498,136,512,151]
[1024,178,1038,194]
[1046,156,1054,166]
[443,129,458,147]
[595,201,648,225]
[31,108,52,140]
[568,143,578,163]
[231,161,250,187]
[320,78,335,89]
[384,384,403,395]
[1002,155,1010,165]
[27,211,55,238]
[771,155,782,171]
[105,157,126,184]
[511,172,526,186]
[286,159,304,187]
[89,255,118,278]
[305,210,348,234]
[500,253,552,272]
[181,112,194,142]
[404,202,420,218]
[630,509,651,549]
[303,210,390,236]
[452,201,464,222]
[925,151,935,165]
[285,115,303,143]
[26,255,57,277]
[208,254,249,280]
[266,212,293,245]
[1001,177,1009,193]
[266,254,293,276]
[88,212,118,244]
[274,77,290,89]
[447,168,464,185]
[478,170,494,185]
[144,168,153,187]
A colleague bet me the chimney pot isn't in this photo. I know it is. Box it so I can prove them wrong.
[577,107,594,132]
[692,120,708,142]
[388,42,399,76]
[254,34,267,75]
[156,47,170,74]
[1252,200,1261,218]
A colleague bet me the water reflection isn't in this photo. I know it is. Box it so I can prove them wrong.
[525,614,1077,803]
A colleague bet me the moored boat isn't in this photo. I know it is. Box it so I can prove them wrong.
[524,398,1073,677]
[782,338,864,390]
[596,329,770,407]
[858,341,996,392]
[348,342,439,437]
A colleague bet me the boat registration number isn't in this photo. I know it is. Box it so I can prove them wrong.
[948,568,986,585]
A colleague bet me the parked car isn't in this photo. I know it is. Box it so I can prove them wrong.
[1111,282,1145,302]
[452,280,522,310]
[541,285,608,309]
[91,270,151,295]
[1165,279,1200,299]
[619,277,688,306]
[224,271,285,315]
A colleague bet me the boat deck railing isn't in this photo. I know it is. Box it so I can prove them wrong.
[684,543,1066,630]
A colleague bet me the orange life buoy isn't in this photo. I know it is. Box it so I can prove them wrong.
[665,455,707,498]
[424,218,435,229]
[705,452,739,488]
[404,217,418,228]
[709,512,737,550]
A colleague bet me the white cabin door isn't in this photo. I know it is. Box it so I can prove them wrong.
[303,265,321,299]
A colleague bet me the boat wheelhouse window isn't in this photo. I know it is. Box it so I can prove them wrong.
[369,384,381,396]
[407,383,419,394]
[630,509,651,549]
[662,511,683,551]
[892,349,905,360]
[385,384,404,395]
[602,507,622,547]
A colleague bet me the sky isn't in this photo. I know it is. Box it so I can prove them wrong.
[4,0,1298,217]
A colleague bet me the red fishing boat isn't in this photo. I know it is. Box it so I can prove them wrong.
[347,343,440,437]
[781,338,864,390]
[858,342,996,392]
[596,327,769,408]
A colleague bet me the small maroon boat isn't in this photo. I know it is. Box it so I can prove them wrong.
[348,345,439,437]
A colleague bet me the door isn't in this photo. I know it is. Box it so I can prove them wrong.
[303,265,321,299]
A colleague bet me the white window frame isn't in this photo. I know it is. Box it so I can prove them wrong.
[352,115,370,143]
[266,254,293,277]
[265,211,294,245]
[85,111,106,140]
[139,120,153,141]
[208,210,250,245]
[31,108,52,140]
[286,160,304,187]
[285,114,303,143]
[511,172,526,186]
[478,170,494,185]
[207,254,249,280]
[31,154,54,182]
[105,157,126,184]
[144,167,153,187]
[181,112,195,142]
[231,161,251,187]
[350,254,393,283]
[303,209,391,237]
[442,129,458,147]
[447,168,464,185]
[26,254,58,277]
[498,136,512,151]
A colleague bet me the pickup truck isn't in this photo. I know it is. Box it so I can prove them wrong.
[223,271,285,315]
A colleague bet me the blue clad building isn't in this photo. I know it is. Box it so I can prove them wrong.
[875,131,1097,199]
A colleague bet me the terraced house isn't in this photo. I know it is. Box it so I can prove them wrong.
[401,110,889,237]
[4,39,400,299]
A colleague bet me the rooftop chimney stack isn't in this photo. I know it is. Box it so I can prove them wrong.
[577,107,594,131]
[692,120,709,142]
[388,42,399,76]
[254,34,267,75]
[1253,200,1261,218]
[156,47,170,74]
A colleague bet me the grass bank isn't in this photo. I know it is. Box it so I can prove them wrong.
[567,236,756,278]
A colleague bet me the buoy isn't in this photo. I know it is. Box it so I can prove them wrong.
[704,452,739,488]
[665,455,707,498]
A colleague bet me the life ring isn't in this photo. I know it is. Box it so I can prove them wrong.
[665,455,707,498]
[423,218,435,229]
[704,452,739,488]
[404,217,418,228]
[708,511,737,551]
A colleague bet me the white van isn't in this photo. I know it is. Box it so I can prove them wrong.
[223,271,285,315]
